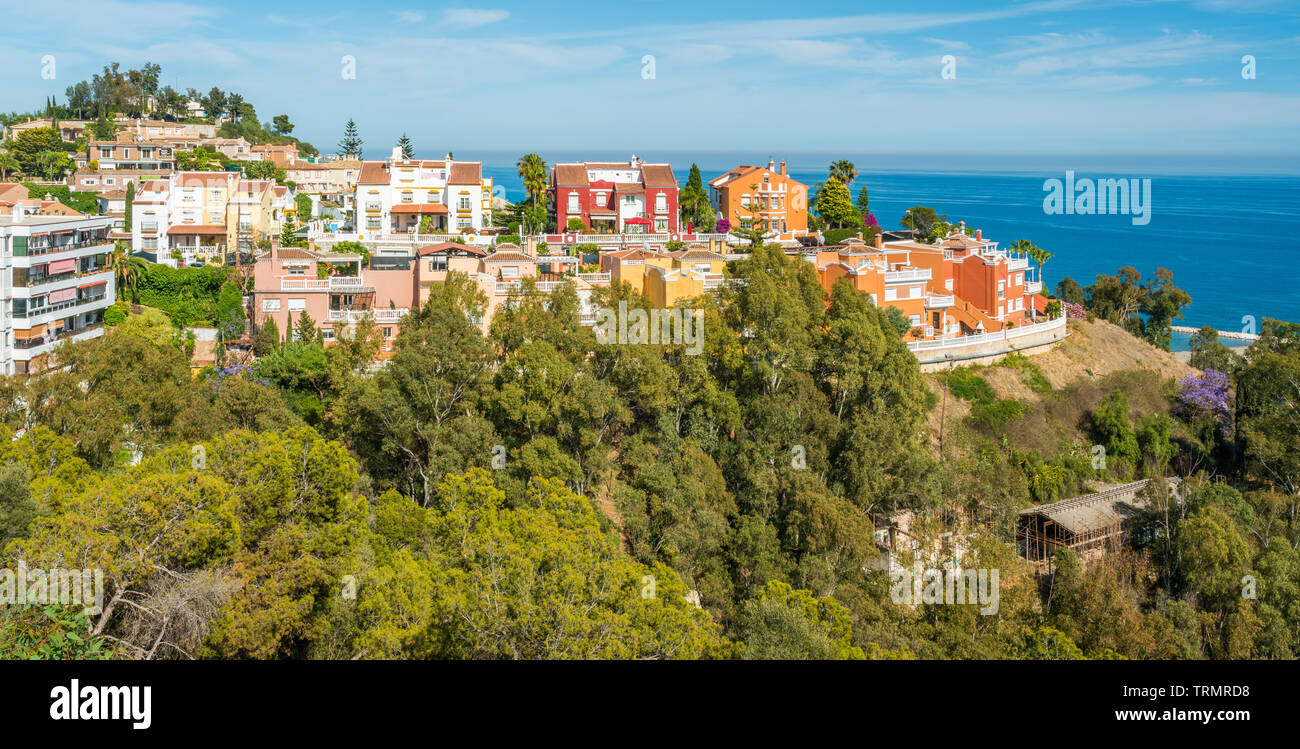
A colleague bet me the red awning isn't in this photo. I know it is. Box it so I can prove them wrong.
[624,218,651,225]
[47,258,78,274]
[79,281,107,290]
[390,203,448,215]
[165,224,226,235]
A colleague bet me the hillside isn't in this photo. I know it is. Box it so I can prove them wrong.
[926,318,1196,452]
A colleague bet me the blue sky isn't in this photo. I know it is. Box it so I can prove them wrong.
[2,0,1298,161]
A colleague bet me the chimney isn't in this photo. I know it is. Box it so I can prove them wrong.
[269,234,279,259]
[975,229,982,240]
[768,158,775,171]
[391,146,403,162]
[874,233,883,249]
[524,235,537,256]
[780,160,786,176]
[958,220,965,235]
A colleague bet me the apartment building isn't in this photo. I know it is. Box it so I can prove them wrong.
[202,137,258,161]
[600,245,729,307]
[355,148,493,235]
[88,133,179,171]
[709,160,809,240]
[70,168,169,193]
[251,144,299,167]
[0,213,115,375]
[550,156,679,234]
[812,223,1041,339]
[131,172,293,265]
[286,159,361,216]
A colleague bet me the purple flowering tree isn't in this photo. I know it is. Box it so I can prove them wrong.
[1176,368,1233,437]
[715,219,731,234]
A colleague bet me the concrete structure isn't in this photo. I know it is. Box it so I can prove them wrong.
[709,160,809,240]
[0,213,115,375]
[550,156,679,234]
[355,148,493,237]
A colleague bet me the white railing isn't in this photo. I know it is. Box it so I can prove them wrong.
[884,268,931,283]
[1025,280,1042,295]
[576,272,610,284]
[280,276,365,291]
[925,293,955,308]
[906,314,1067,352]
[1007,257,1029,272]
[327,308,409,323]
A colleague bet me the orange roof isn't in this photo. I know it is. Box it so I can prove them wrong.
[358,161,389,184]
[166,224,227,235]
[390,203,448,214]
[448,162,481,184]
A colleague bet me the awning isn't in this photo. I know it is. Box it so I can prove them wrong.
[389,203,448,214]
[48,258,78,274]
[48,287,77,304]
[79,281,107,290]
[166,224,226,235]
[624,218,651,225]
[13,324,47,340]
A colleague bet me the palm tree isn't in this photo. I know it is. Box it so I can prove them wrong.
[0,153,18,180]
[1010,239,1052,285]
[829,159,857,188]
[516,153,548,210]
[110,241,147,303]
[37,150,67,181]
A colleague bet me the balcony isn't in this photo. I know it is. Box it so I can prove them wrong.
[884,268,932,284]
[13,292,110,321]
[327,308,409,324]
[24,233,114,256]
[1006,256,1029,272]
[925,293,955,309]
[575,272,611,284]
[280,276,364,291]
[1025,280,1043,295]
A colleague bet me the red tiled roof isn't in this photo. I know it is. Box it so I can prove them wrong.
[448,162,481,184]
[390,203,448,214]
[166,224,226,235]
[358,161,389,184]
[553,164,589,187]
[640,164,676,187]
[418,241,487,257]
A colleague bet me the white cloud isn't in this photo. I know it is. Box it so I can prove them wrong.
[439,9,509,29]
[395,11,425,23]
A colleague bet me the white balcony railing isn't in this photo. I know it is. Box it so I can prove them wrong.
[1025,280,1043,295]
[1006,257,1029,272]
[575,272,611,284]
[884,268,932,284]
[925,293,955,308]
[280,276,365,291]
[327,308,409,323]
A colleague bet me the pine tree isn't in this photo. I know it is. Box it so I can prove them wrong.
[253,317,281,356]
[855,185,870,216]
[397,133,414,159]
[338,118,363,159]
[679,163,713,233]
[295,310,319,345]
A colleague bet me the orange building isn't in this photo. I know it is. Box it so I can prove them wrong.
[812,224,1047,340]
[709,160,808,240]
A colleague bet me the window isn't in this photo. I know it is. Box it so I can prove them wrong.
[288,298,306,312]
[567,193,580,213]
[997,280,1005,300]
[457,216,472,229]
[321,329,336,342]
[623,195,637,205]
[655,193,667,213]
[885,288,898,301]
[458,197,471,211]
[263,298,281,312]
[142,238,157,250]
[429,256,447,271]
[401,191,413,203]
[500,266,519,279]
[910,314,922,326]
[366,216,381,229]
[654,218,667,231]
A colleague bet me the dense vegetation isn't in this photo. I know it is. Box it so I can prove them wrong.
[0,245,1295,659]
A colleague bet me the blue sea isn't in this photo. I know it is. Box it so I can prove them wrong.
[464,150,1300,343]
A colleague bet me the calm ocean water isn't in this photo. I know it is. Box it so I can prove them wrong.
[468,151,1300,340]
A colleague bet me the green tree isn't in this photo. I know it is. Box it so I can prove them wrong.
[516,153,547,210]
[737,581,865,659]
[814,177,859,229]
[271,114,294,136]
[396,133,414,159]
[253,317,281,356]
[337,118,363,159]
[828,159,857,188]
[900,205,945,242]
[679,163,714,232]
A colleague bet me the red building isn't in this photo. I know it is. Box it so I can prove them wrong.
[550,156,678,234]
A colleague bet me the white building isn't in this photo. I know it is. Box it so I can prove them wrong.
[0,214,115,375]
[355,148,493,237]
